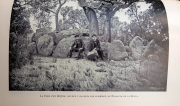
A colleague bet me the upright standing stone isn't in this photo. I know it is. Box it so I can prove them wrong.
[108,40,128,61]
[37,34,54,56]
[129,36,145,60]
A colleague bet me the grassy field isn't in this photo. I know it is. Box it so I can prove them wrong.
[9,55,168,91]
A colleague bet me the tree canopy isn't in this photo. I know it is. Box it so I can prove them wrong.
[22,0,75,32]
[9,0,169,70]
[10,0,168,48]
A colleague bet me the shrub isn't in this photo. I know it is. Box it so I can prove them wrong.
[9,33,33,71]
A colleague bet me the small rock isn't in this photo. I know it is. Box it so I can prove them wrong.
[125,58,129,61]
[96,62,106,67]
[107,80,114,88]
[129,56,134,61]
[95,68,106,72]
[38,66,42,69]
[49,65,55,67]
[30,60,34,65]
[52,58,57,63]
[46,71,52,80]
[110,60,115,63]
[86,68,91,72]
[85,72,91,77]
[109,71,113,76]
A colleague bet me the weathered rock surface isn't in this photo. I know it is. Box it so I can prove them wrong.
[48,32,57,45]
[154,44,166,56]
[27,33,34,44]
[52,36,75,58]
[143,39,156,58]
[55,29,89,45]
[129,36,145,60]
[148,54,160,63]
[53,36,90,58]
[108,51,128,61]
[31,28,52,44]
[100,40,128,61]
[125,46,131,53]
[100,42,111,59]
[37,34,54,56]
[36,27,52,33]
[32,32,45,43]
[108,40,128,61]
[142,39,168,63]
[96,62,106,67]
[27,42,37,54]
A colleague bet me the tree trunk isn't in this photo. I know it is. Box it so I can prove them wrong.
[55,14,59,32]
[83,7,99,37]
[104,12,111,43]
[55,3,64,33]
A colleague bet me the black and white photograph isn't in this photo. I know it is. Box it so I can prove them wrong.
[9,0,169,91]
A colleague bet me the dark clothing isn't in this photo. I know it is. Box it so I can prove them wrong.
[71,39,85,49]
[68,48,85,58]
[68,39,85,59]
[89,39,101,52]
[97,50,104,60]
[88,39,104,60]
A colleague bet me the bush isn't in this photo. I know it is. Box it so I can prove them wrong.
[9,33,33,71]
[137,59,168,90]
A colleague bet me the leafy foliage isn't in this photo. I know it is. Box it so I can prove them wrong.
[24,0,71,32]
[58,7,89,31]
[9,0,33,71]
[77,0,140,42]
[125,1,168,50]
[67,8,89,29]
[10,0,31,35]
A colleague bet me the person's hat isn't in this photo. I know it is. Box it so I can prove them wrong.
[92,34,97,37]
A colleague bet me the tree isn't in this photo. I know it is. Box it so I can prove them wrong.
[59,6,73,30]
[34,12,52,29]
[67,9,89,29]
[126,3,144,38]
[60,6,73,21]
[59,7,89,31]
[117,22,134,45]
[141,0,168,51]
[24,0,71,32]
[10,0,31,35]
[125,1,168,51]
[9,0,33,70]
[97,14,106,36]
[110,16,121,41]
[77,0,139,43]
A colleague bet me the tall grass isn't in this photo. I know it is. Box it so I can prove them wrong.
[9,55,168,91]
[9,33,33,71]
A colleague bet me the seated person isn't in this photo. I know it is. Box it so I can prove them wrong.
[87,34,104,61]
[67,35,85,60]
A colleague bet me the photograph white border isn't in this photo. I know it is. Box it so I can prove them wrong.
[0,0,180,106]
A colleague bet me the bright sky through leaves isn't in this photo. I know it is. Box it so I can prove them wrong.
[30,1,150,32]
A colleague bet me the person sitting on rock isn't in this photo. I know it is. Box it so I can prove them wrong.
[67,34,85,60]
[87,34,104,61]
